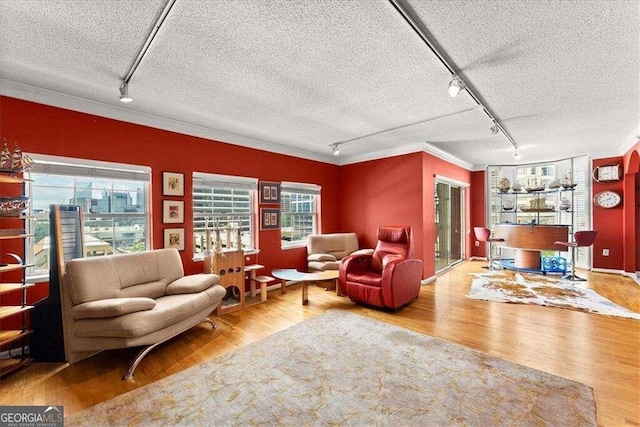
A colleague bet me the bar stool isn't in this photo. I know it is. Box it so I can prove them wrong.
[554,230,597,281]
[474,227,504,270]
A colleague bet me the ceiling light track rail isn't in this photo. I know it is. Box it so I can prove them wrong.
[387,0,518,151]
[118,0,176,103]
[329,106,480,152]
[123,0,176,84]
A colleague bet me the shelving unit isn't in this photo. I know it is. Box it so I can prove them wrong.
[497,188,575,227]
[0,173,33,376]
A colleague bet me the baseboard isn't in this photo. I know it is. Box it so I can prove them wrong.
[469,256,487,261]
[591,267,626,275]
[622,271,640,286]
[421,276,437,286]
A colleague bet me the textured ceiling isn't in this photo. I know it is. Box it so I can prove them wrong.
[1,0,638,168]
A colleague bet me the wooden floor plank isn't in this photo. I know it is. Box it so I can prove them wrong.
[0,261,638,425]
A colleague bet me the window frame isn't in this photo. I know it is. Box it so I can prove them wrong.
[25,154,151,280]
[192,172,258,257]
[280,181,321,249]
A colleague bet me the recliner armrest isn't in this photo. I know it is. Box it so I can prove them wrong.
[350,248,374,257]
[70,297,156,320]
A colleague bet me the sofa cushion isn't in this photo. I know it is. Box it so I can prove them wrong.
[166,274,219,295]
[70,297,156,320]
[73,285,225,339]
[308,260,341,272]
[307,233,359,260]
[346,271,382,287]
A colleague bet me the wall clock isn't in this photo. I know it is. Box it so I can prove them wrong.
[593,164,621,182]
[593,190,622,208]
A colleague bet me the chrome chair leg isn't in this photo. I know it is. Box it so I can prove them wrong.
[562,247,586,281]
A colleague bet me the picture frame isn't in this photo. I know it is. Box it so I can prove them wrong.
[259,181,281,204]
[163,172,184,196]
[164,228,185,251]
[260,208,280,230]
[163,200,184,223]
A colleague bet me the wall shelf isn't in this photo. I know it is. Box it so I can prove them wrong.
[0,168,33,377]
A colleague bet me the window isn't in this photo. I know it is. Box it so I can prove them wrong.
[192,172,257,255]
[280,182,320,247]
[26,155,150,278]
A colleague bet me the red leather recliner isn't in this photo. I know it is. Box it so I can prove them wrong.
[339,225,423,309]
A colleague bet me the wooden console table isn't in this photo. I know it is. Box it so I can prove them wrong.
[494,224,569,270]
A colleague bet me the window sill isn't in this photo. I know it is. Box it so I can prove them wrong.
[281,243,306,250]
[192,248,260,262]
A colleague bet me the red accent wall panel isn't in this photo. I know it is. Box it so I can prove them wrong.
[592,156,625,270]
[339,151,472,279]
[339,152,424,264]
[470,170,486,258]
[622,142,640,273]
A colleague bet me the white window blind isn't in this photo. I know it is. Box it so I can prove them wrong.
[280,182,320,247]
[192,172,257,254]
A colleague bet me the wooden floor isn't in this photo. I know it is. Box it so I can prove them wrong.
[1,261,639,426]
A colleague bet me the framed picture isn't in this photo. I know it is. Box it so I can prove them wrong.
[260,208,280,230]
[163,172,184,196]
[163,200,184,223]
[259,181,281,204]
[164,228,185,251]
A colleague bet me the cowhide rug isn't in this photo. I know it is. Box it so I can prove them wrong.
[468,271,640,320]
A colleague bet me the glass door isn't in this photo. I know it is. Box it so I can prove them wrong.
[435,180,464,272]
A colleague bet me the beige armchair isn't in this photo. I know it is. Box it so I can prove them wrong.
[307,233,373,272]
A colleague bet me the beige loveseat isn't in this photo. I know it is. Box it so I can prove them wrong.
[60,248,225,379]
[307,233,373,272]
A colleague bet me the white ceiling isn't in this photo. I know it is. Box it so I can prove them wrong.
[1,0,638,169]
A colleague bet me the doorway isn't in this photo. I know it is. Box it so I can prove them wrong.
[434,179,466,272]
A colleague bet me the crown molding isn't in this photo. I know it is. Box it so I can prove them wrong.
[0,78,338,165]
[422,142,473,170]
[337,142,425,165]
[1,78,485,171]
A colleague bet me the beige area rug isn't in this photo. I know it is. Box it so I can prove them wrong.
[468,271,640,320]
[66,310,596,426]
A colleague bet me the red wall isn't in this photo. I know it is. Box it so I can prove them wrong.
[622,142,640,273]
[469,170,486,258]
[421,152,473,278]
[339,152,425,266]
[0,96,341,323]
[339,151,472,279]
[592,156,625,270]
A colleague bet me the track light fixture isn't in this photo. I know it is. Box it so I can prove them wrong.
[448,74,466,98]
[490,123,499,135]
[331,144,340,156]
[513,150,521,160]
[119,83,133,103]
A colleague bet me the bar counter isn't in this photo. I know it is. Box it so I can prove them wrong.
[494,224,569,270]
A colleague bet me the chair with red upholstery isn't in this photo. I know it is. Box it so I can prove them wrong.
[554,230,597,281]
[474,227,505,270]
[339,225,423,310]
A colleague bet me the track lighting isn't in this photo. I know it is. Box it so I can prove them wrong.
[513,150,521,160]
[119,82,133,103]
[490,123,499,135]
[331,144,340,156]
[448,75,466,98]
